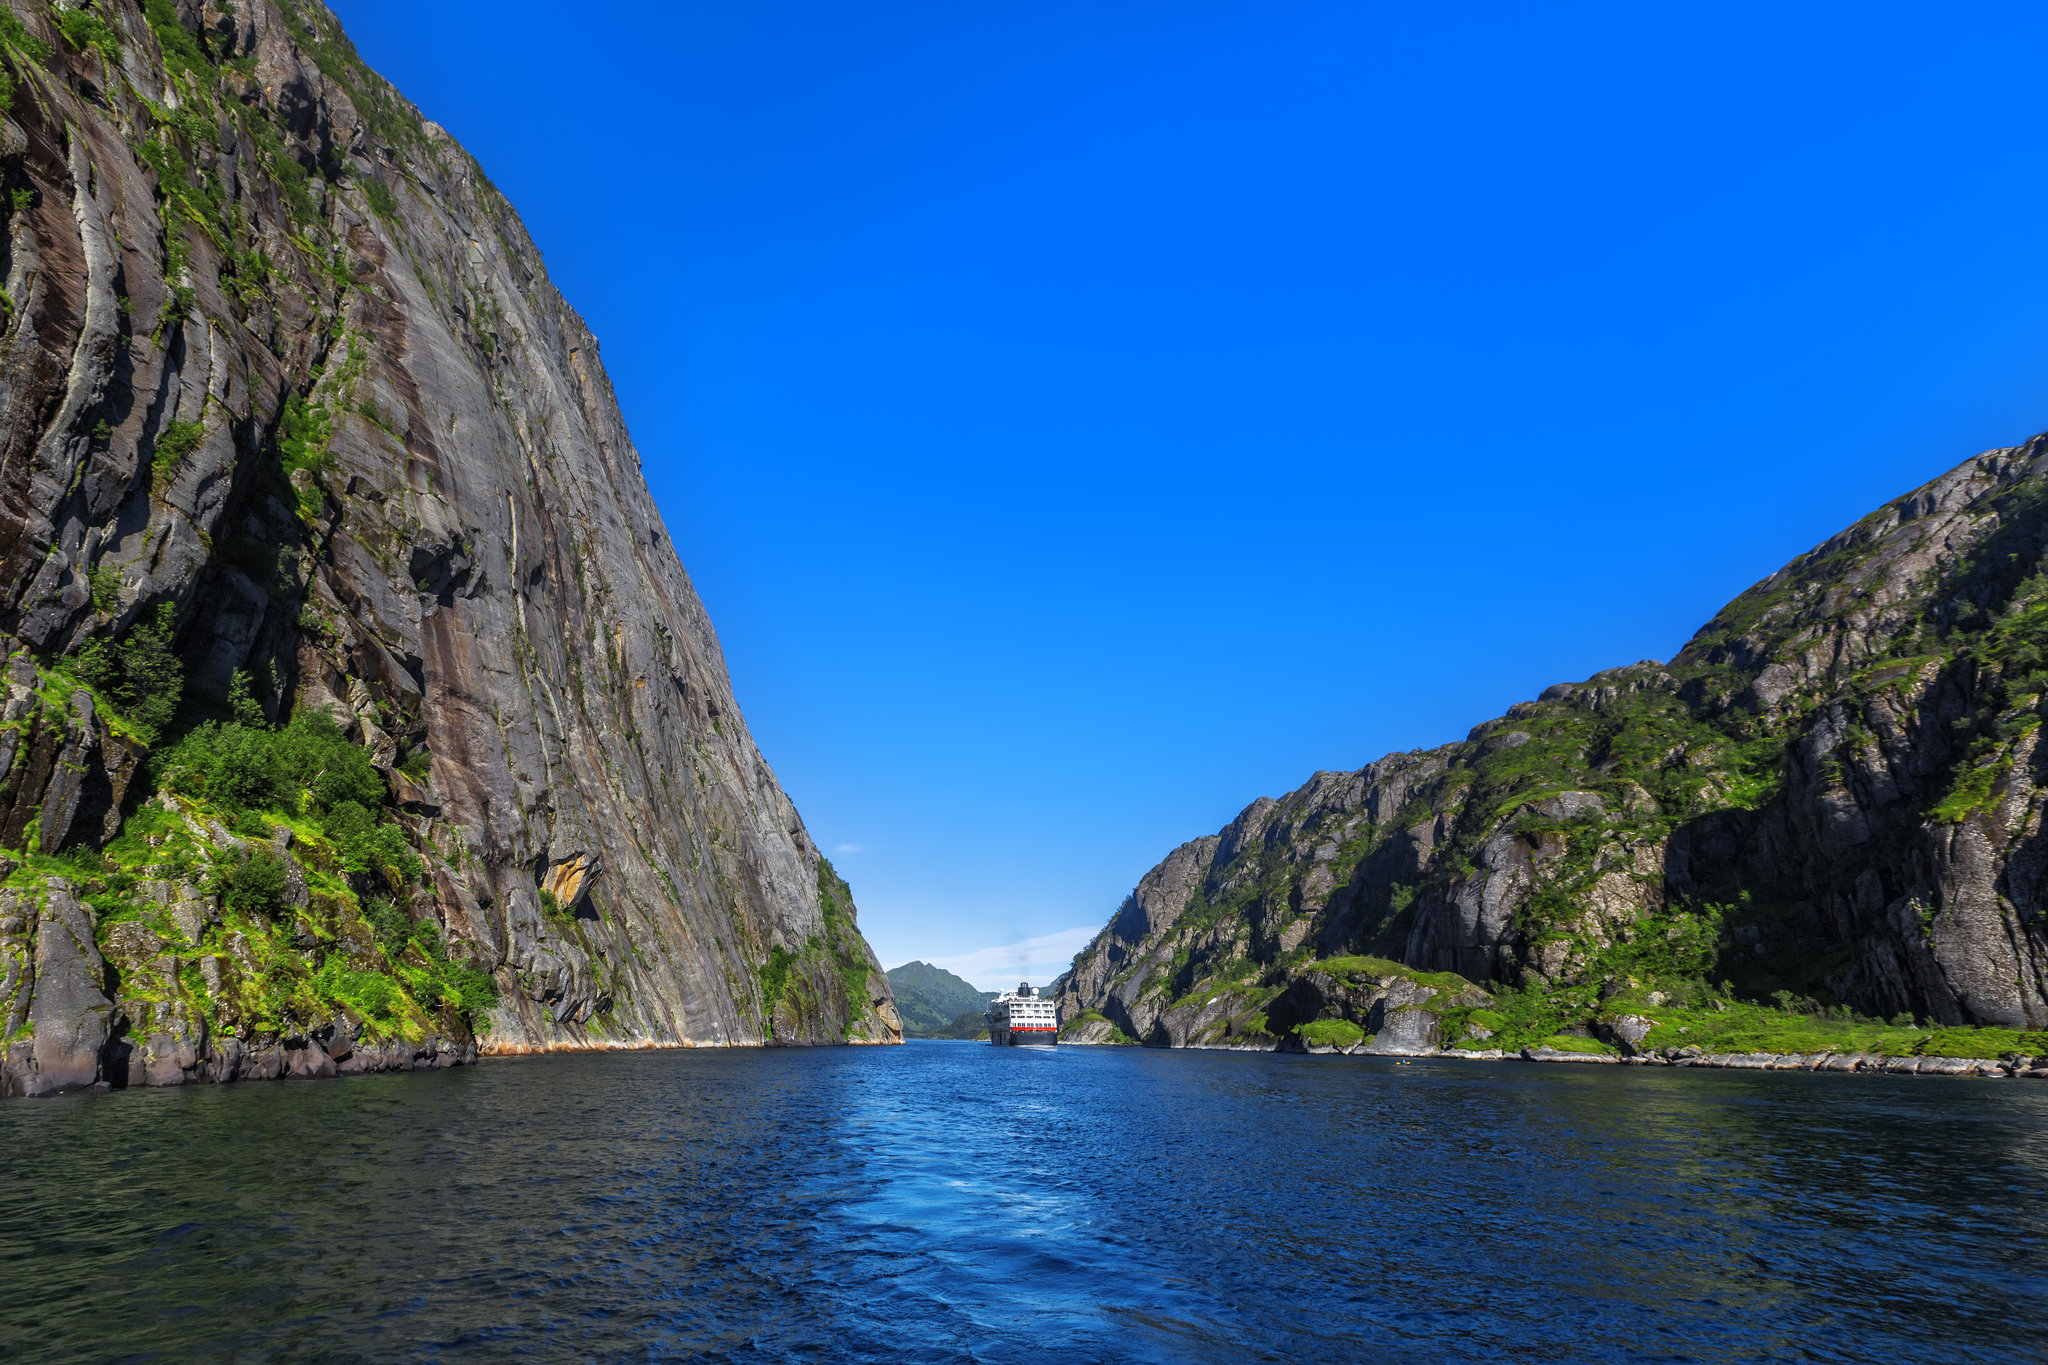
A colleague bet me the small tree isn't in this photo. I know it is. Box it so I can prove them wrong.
[222,849,289,918]
[74,602,184,741]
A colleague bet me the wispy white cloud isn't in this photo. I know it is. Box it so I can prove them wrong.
[926,926,1100,991]
[834,843,866,854]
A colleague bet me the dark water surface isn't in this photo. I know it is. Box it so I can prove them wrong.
[1,1043,2043,1362]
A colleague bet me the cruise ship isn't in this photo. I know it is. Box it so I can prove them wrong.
[986,982,1058,1046]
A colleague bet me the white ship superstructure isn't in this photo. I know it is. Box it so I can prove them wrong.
[986,982,1058,1046]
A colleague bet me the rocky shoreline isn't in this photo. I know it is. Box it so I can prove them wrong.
[478,1034,900,1057]
[1068,1037,2047,1077]
[9,1028,923,1098]
[1510,1044,2047,1076]
[7,1031,479,1099]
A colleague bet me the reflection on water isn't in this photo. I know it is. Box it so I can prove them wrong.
[0,1044,2042,1362]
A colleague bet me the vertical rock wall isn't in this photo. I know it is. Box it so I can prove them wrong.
[0,0,896,1095]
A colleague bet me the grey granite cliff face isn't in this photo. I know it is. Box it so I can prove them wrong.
[1058,441,2048,1051]
[0,0,896,1095]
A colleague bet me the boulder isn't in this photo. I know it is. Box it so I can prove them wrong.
[207,1038,247,1084]
[285,1042,337,1079]
[1918,1056,1993,1076]
[1522,1045,1618,1064]
[136,1030,204,1087]
[8,882,114,1097]
[1595,1014,1657,1055]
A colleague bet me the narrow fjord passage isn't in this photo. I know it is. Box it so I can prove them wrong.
[2,1048,2042,1361]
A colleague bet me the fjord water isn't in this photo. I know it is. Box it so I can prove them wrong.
[1,1046,2042,1362]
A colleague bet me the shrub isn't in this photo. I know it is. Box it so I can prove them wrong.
[152,418,205,484]
[325,797,373,848]
[361,175,397,220]
[362,896,411,956]
[1933,760,2009,823]
[759,945,796,1014]
[160,719,278,808]
[72,602,184,741]
[277,393,333,478]
[353,902,499,1022]
[221,849,289,917]
[409,920,498,1011]
[0,10,54,63]
[143,0,207,79]
[1470,981,1580,1053]
[227,668,267,726]
[325,798,420,885]
[159,708,426,899]
[1600,904,1724,986]
[159,708,381,813]
[267,146,314,223]
[440,960,500,1017]
[1439,1006,1506,1045]
[56,10,117,64]
[278,711,385,810]
[85,561,121,613]
[1535,1034,1615,1055]
[313,955,403,1031]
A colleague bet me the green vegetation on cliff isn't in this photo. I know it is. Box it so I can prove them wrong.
[1060,445,2048,1063]
[68,604,182,742]
[754,862,889,1043]
[4,642,496,1051]
[1296,1018,1364,1049]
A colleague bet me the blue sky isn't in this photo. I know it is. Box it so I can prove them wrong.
[335,1,2048,987]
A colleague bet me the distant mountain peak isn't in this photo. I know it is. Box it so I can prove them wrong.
[887,961,996,1037]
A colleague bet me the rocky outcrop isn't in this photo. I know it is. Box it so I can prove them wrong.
[0,0,895,1096]
[1059,439,2048,1051]
[8,880,111,1094]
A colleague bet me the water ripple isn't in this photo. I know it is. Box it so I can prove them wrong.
[0,1044,2043,1361]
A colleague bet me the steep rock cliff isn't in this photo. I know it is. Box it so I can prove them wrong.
[1058,440,2048,1054]
[0,0,896,1096]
